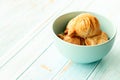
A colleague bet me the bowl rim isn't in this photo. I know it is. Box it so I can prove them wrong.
[52,11,117,47]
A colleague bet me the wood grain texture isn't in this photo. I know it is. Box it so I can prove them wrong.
[86,0,120,80]
[88,41,120,80]
[0,23,54,79]
[0,0,72,70]
[53,61,100,80]
[0,0,120,80]
[0,0,73,79]
[16,0,100,80]
[0,0,72,56]
[17,44,68,80]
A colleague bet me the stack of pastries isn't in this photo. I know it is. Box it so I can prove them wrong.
[58,13,108,46]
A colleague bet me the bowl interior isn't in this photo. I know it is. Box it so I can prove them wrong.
[53,11,116,40]
[52,11,116,63]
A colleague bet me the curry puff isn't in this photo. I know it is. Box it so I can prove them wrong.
[58,13,108,46]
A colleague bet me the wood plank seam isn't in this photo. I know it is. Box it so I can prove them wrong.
[16,42,54,80]
[49,0,103,79]
[52,60,71,80]
[0,0,73,69]
[17,0,102,79]
[85,61,101,80]
[0,16,52,69]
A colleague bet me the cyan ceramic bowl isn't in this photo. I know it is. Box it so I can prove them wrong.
[52,11,116,63]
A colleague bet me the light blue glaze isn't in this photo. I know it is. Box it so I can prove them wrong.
[52,11,116,63]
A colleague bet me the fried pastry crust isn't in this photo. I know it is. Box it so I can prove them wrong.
[58,34,83,45]
[66,13,101,38]
[85,32,108,46]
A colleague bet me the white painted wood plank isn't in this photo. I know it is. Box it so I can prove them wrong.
[0,23,54,80]
[0,0,47,56]
[86,0,120,37]
[88,39,120,80]
[0,0,74,77]
[56,0,94,17]
[2,0,117,80]
[85,0,120,79]
[17,0,103,80]
[0,0,70,56]
[86,0,120,24]
[53,61,99,80]
[0,0,72,68]
[17,44,68,80]
[61,0,94,12]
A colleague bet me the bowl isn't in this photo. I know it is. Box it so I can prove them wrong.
[52,11,116,63]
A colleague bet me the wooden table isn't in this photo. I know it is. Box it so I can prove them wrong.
[0,0,120,80]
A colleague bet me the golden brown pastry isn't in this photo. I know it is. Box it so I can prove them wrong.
[58,13,109,46]
[65,13,101,38]
[58,34,82,45]
[85,32,108,46]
